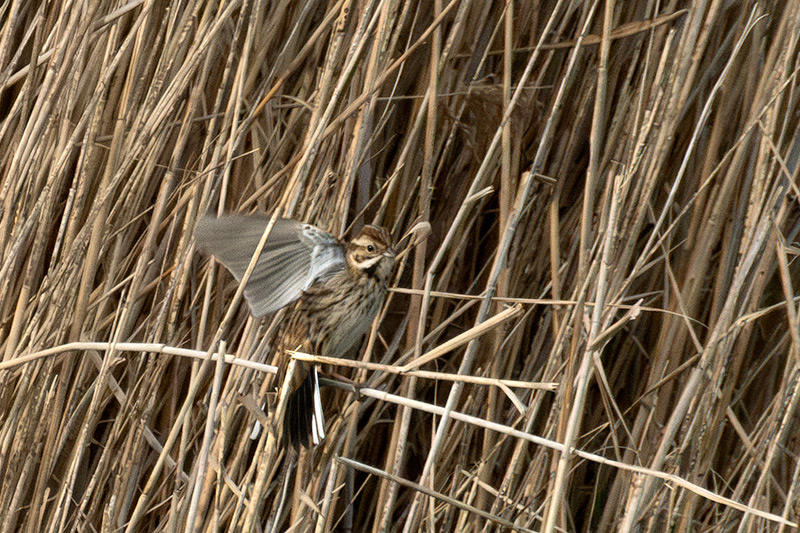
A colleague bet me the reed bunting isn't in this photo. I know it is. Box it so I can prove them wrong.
[195,215,395,449]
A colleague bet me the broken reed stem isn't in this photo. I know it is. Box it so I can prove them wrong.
[399,303,524,371]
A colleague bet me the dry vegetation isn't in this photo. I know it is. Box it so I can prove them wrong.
[2,0,800,531]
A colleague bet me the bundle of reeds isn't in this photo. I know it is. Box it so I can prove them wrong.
[1,1,799,531]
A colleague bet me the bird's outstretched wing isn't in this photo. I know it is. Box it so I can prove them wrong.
[195,215,345,316]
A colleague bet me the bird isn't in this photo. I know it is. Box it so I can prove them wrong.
[195,215,395,450]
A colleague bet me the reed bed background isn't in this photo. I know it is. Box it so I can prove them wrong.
[1,1,800,531]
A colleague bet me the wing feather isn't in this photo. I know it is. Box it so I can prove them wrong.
[195,215,345,316]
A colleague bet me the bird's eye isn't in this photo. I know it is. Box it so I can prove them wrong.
[367,244,376,253]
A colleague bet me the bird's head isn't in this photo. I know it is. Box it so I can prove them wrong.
[346,225,395,281]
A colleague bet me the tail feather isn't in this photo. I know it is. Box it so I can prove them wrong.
[312,368,325,442]
[249,417,263,440]
[284,366,325,450]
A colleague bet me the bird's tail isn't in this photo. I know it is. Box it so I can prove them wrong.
[284,366,325,450]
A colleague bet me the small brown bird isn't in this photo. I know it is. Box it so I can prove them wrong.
[195,215,395,449]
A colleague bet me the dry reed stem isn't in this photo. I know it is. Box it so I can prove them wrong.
[3,1,800,531]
